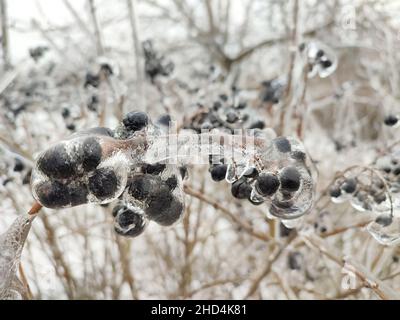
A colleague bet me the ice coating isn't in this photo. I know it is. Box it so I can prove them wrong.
[31,115,315,236]
[329,147,400,244]
[0,215,34,300]
[31,134,135,208]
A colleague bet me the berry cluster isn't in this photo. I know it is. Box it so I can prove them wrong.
[31,111,185,238]
[84,59,115,89]
[260,78,286,104]
[299,41,337,78]
[143,40,174,83]
[184,90,265,133]
[31,109,314,237]
[328,151,400,244]
[210,136,314,220]
[384,114,399,127]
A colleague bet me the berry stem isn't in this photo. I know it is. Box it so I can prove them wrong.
[28,201,42,216]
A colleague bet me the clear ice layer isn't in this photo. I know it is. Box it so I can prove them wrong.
[330,147,400,245]
[31,121,315,223]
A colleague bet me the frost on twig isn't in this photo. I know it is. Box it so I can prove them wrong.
[0,215,34,300]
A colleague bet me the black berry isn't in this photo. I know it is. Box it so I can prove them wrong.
[255,173,280,196]
[37,144,76,179]
[273,137,291,153]
[249,121,265,129]
[210,164,228,181]
[288,252,303,270]
[148,196,184,226]
[81,137,102,172]
[122,111,149,132]
[142,163,166,175]
[291,150,306,162]
[329,186,341,198]
[157,114,171,126]
[279,167,301,192]
[128,175,158,200]
[114,207,146,238]
[68,183,89,206]
[35,180,70,208]
[165,176,178,190]
[88,167,119,200]
[231,178,252,199]
[320,59,332,68]
[342,178,357,194]
[384,115,398,126]
[226,111,238,123]
[13,158,24,172]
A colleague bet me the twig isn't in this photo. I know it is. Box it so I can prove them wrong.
[184,185,272,243]
[302,234,399,300]
[244,233,296,299]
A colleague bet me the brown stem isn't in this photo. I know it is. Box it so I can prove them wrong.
[28,202,43,216]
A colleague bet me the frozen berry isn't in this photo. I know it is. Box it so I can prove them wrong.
[13,158,24,172]
[84,72,100,88]
[122,111,149,132]
[320,59,332,68]
[88,95,99,111]
[81,137,102,172]
[128,175,158,200]
[35,180,70,208]
[142,163,166,175]
[329,186,341,198]
[165,176,178,190]
[375,214,392,227]
[237,102,247,109]
[288,252,303,270]
[149,196,184,226]
[69,183,89,206]
[273,137,291,153]
[255,173,280,196]
[316,49,324,58]
[381,166,391,174]
[210,164,228,181]
[231,178,252,199]
[61,107,70,118]
[37,144,76,179]
[88,167,118,200]
[249,121,265,129]
[157,114,171,127]
[342,178,357,194]
[384,115,398,126]
[114,207,146,238]
[213,101,222,110]
[226,111,238,123]
[66,123,76,131]
[279,167,301,192]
